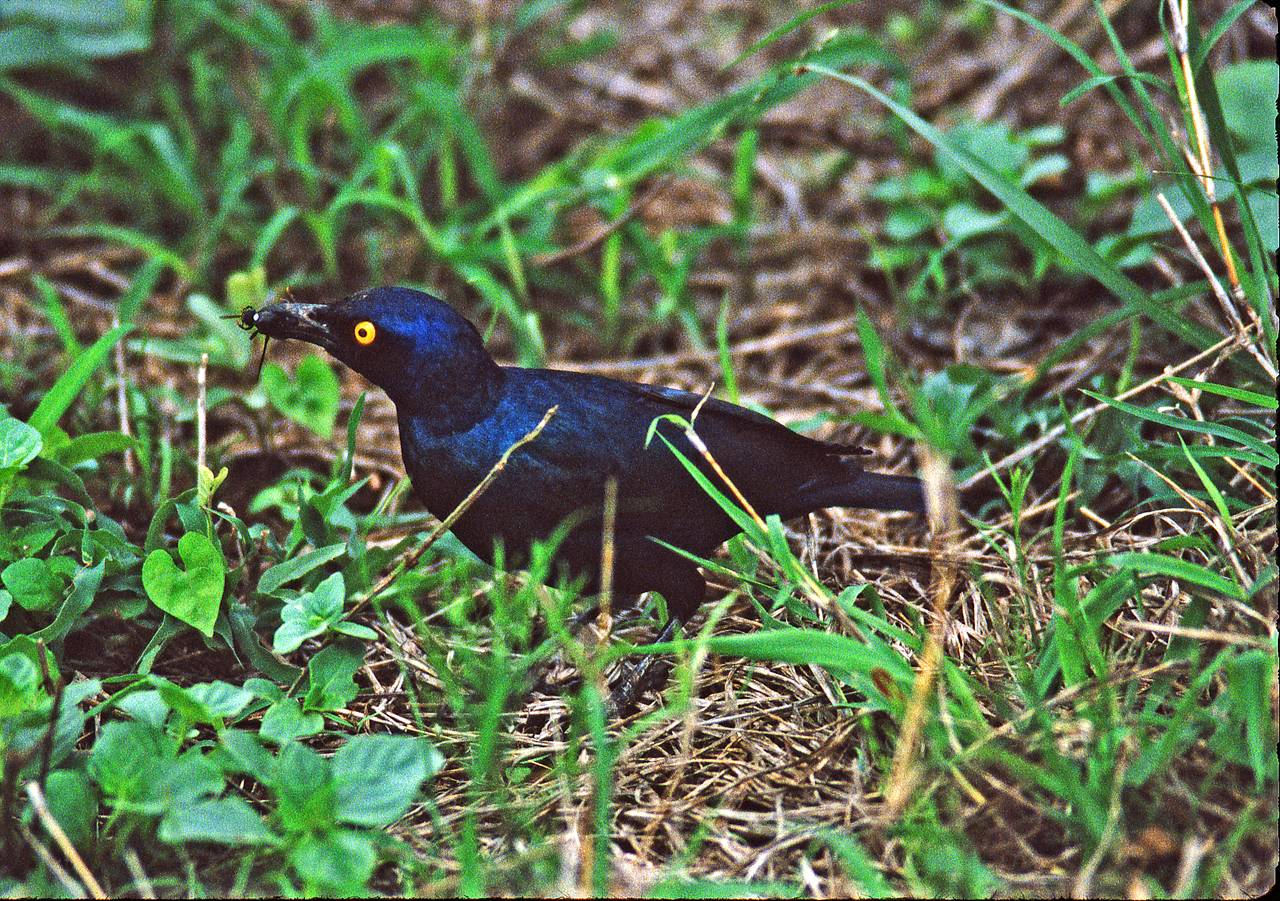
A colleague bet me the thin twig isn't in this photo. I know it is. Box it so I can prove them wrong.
[1154,191,1276,378]
[959,331,1240,491]
[349,405,558,616]
[196,351,209,474]
[122,849,157,900]
[883,447,956,819]
[17,822,85,899]
[683,387,765,531]
[113,315,135,477]
[24,782,107,900]
[35,640,63,790]
[1167,0,1241,290]
[597,476,618,639]
[1113,619,1272,649]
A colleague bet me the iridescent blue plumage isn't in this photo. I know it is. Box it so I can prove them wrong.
[255,286,925,621]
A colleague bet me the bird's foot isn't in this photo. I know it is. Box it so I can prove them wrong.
[607,617,682,716]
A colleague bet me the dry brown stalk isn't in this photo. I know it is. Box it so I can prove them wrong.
[349,405,559,617]
[1167,0,1242,291]
[1154,191,1276,378]
[24,782,106,900]
[883,446,958,819]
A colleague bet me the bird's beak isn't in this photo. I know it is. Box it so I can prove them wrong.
[253,302,339,353]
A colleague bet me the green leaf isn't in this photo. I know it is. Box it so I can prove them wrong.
[0,415,42,469]
[0,652,43,719]
[26,323,132,440]
[1060,72,1167,107]
[142,532,226,636]
[0,0,155,69]
[44,769,96,851]
[303,640,362,712]
[29,561,103,644]
[274,572,346,654]
[2,557,64,613]
[332,734,440,827]
[258,542,346,596]
[1165,376,1278,410]
[1216,60,1279,160]
[218,729,276,785]
[274,742,335,833]
[261,355,340,439]
[1227,650,1277,788]
[1082,390,1278,466]
[88,720,168,809]
[290,829,376,895]
[1109,552,1244,601]
[941,201,1006,241]
[32,274,80,354]
[259,697,323,745]
[159,797,278,846]
[47,430,135,467]
[184,680,255,720]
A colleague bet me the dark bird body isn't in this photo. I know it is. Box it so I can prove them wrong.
[252,287,925,623]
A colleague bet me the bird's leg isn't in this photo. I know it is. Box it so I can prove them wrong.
[608,615,683,716]
[527,595,644,696]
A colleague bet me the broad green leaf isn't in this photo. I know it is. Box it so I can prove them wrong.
[259,697,323,745]
[0,652,43,719]
[142,532,226,636]
[274,571,345,653]
[303,639,362,712]
[44,769,95,850]
[2,557,64,613]
[258,542,346,595]
[159,797,278,846]
[274,742,335,832]
[332,734,440,827]
[29,561,103,644]
[289,829,376,895]
[0,415,42,469]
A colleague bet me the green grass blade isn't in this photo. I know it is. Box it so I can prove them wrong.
[809,65,1220,354]
[1165,376,1277,410]
[1081,390,1277,466]
[26,323,132,440]
[1108,552,1244,601]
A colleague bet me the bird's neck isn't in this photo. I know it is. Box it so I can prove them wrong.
[385,352,504,435]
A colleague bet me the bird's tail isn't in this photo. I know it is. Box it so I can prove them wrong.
[813,469,927,514]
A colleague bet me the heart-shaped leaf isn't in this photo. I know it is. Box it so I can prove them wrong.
[262,355,340,439]
[142,532,225,637]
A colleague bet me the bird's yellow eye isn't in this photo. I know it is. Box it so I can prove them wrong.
[353,321,376,345]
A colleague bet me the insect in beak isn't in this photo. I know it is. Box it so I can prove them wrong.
[221,305,270,380]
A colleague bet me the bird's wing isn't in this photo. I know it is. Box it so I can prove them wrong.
[626,382,871,457]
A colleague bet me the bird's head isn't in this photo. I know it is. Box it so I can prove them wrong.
[251,286,502,429]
